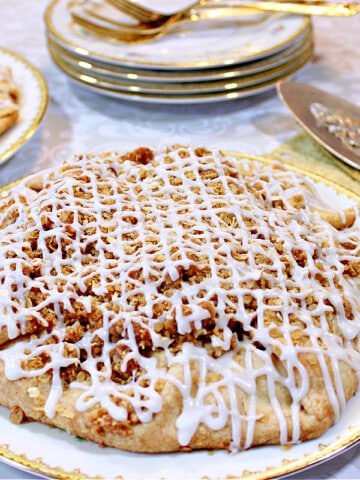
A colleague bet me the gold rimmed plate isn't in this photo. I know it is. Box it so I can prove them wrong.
[0,48,48,165]
[47,25,312,84]
[49,35,313,95]
[45,0,311,70]
[0,153,359,479]
[48,43,313,104]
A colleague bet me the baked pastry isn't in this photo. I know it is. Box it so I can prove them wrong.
[0,65,19,136]
[0,144,359,453]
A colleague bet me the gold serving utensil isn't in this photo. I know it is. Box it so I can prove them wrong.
[277,80,360,170]
[105,0,220,23]
[236,0,360,15]
[77,1,268,28]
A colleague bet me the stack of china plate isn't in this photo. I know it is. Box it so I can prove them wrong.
[45,0,314,104]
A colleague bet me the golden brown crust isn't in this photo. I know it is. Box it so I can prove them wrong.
[0,352,356,453]
[0,65,19,136]
[0,107,18,136]
[316,206,357,229]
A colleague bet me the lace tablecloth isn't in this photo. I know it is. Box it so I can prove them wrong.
[0,1,359,478]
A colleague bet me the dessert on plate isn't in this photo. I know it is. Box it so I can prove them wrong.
[0,65,19,136]
[0,144,359,453]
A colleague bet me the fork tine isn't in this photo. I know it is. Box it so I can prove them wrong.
[70,11,156,42]
[105,0,158,22]
[81,6,139,29]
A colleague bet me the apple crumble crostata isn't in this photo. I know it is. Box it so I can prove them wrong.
[0,65,19,136]
[0,144,359,453]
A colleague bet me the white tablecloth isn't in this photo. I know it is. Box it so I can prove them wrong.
[0,1,359,478]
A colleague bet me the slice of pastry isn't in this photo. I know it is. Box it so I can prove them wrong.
[0,145,359,453]
[0,65,19,136]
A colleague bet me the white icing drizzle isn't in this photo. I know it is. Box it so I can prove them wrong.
[0,145,359,452]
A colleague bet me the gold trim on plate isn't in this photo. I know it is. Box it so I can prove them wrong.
[48,44,314,104]
[0,47,48,165]
[48,39,314,94]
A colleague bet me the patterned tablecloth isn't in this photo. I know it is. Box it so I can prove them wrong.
[0,1,359,479]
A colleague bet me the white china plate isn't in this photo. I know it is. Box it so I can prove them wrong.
[47,26,312,84]
[48,45,313,104]
[45,0,310,69]
[49,37,313,95]
[0,155,359,480]
[0,48,48,165]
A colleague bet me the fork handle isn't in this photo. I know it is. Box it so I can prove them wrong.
[225,0,360,16]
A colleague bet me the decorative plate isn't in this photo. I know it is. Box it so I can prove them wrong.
[49,36,313,94]
[44,0,311,69]
[48,43,313,104]
[0,154,359,480]
[47,26,312,84]
[0,48,48,165]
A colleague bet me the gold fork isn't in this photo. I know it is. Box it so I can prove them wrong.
[105,0,212,23]
[70,5,270,43]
